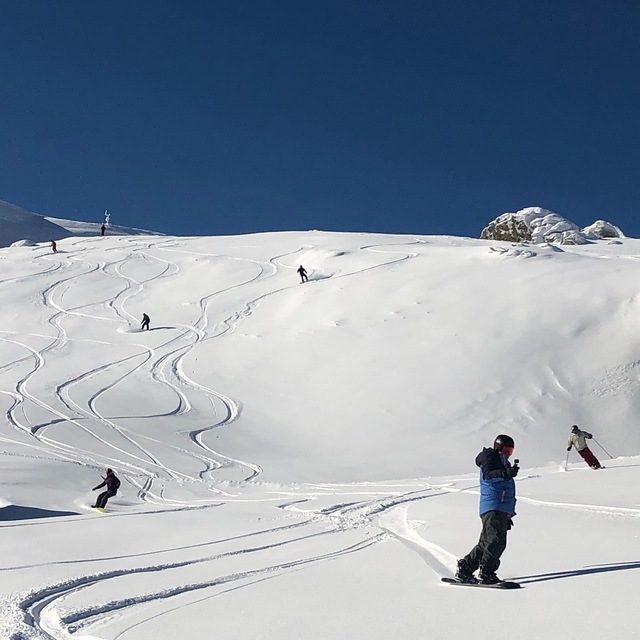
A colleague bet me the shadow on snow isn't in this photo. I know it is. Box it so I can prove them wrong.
[516,561,640,584]
[0,504,80,521]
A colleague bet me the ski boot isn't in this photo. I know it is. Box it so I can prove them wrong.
[455,559,478,584]
[478,568,503,585]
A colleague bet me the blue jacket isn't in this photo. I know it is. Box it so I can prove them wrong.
[476,447,517,516]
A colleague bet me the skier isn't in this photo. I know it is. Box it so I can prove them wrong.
[567,425,601,469]
[297,265,308,283]
[455,434,519,585]
[91,468,121,509]
[101,224,106,236]
[141,313,150,331]
[50,239,57,253]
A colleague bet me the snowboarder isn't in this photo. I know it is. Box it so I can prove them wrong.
[50,239,57,253]
[141,313,150,331]
[567,425,601,469]
[101,224,106,236]
[297,265,308,283]
[455,434,519,585]
[91,468,120,509]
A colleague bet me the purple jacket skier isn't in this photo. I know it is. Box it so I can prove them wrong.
[91,469,120,509]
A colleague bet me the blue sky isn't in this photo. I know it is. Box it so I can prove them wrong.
[0,1,639,238]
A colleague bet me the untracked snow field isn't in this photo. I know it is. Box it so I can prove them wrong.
[1,231,640,639]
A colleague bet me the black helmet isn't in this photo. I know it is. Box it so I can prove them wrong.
[571,425,580,433]
[493,434,515,451]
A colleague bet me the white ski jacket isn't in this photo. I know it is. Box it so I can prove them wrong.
[567,430,592,452]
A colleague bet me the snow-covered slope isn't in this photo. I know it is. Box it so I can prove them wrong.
[0,200,68,247]
[1,230,639,639]
[0,200,158,247]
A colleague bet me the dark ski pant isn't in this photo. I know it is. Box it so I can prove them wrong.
[141,321,150,330]
[578,446,601,469]
[95,489,116,509]
[462,510,511,576]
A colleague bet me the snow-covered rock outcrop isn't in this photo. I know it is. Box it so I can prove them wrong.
[582,220,625,240]
[481,206,624,245]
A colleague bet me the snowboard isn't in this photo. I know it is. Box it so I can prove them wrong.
[441,577,521,590]
[92,507,106,513]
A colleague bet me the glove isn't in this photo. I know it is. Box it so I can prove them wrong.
[586,434,593,439]
[505,465,519,479]
[507,517,514,529]
[567,447,572,451]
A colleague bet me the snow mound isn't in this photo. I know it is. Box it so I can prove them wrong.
[298,247,349,262]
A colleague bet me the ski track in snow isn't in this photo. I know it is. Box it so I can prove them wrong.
[2,244,263,487]
[13,531,380,639]
[10,478,442,639]
[0,238,440,638]
[0,239,492,638]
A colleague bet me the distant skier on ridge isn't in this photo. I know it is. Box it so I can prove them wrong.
[91,468,120,510]
[297,265,308,283]
[567,425,601,469]
[455,434,519,585]
[141,313,150,331]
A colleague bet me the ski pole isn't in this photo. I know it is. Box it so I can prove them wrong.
[592,438,614,459]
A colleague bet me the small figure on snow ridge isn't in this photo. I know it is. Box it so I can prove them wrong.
[50,239,57,253]
[455,434,519,585]
[297,265,308,283]
[101,224,106,236]
[91,468,121,509]
[141,313,150,331]
[567,425,601,469]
